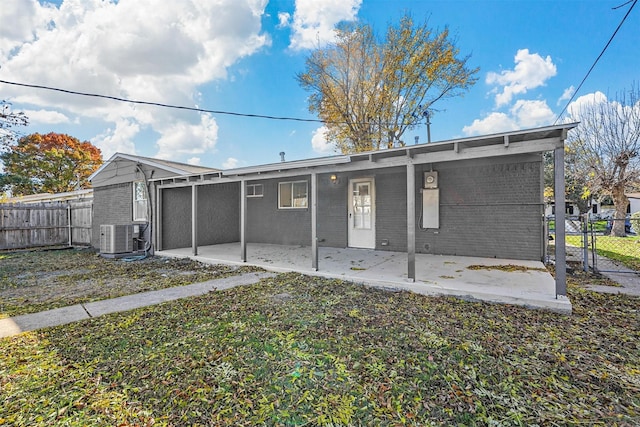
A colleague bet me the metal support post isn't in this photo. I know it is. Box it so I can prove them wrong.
[311,172,318,271]
[553,146,567,296]
[407,162,416,281]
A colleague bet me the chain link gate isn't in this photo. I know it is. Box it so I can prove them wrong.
[588,217,640,274]
[545,215,587,270]
[546,214,640,275]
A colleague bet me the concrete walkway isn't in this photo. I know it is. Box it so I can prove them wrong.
[0,271,274,339]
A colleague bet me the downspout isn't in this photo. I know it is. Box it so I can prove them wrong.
[135,164,153,256]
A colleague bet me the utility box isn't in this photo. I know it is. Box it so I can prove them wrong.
[422,189,440,229]
[423,171,438,189]
[100,224,135,254]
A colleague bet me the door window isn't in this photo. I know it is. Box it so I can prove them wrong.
[352,182,372,229]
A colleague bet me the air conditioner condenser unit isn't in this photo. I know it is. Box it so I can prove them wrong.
[100,224,135,254]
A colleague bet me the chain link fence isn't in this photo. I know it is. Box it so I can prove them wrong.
[546,215,640,275]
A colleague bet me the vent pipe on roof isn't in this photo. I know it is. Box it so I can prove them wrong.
[279,151,285,162]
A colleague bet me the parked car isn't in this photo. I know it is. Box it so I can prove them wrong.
[605,215,634,234]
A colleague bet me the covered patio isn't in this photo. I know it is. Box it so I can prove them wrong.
[156,243,571,313]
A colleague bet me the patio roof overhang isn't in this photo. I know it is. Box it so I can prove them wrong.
[149,123,577,303]
[151,123,577,187]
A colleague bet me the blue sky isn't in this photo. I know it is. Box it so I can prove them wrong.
[0,0,638,170]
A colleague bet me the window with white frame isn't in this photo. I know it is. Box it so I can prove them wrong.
[247,183,263,197]
[133,181,148,221]
[278,180,308,209]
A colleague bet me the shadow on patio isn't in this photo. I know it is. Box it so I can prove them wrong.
[156,243,572,313]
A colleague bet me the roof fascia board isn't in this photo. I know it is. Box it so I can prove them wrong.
[90,153,209,181]
[156,136,561,187]
[114,153,201,176]
[221,156,351,177]
[350,122,577,161]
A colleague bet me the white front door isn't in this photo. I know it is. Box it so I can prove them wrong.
[348,178,375,248]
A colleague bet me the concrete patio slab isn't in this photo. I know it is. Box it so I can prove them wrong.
[157,243,571,313]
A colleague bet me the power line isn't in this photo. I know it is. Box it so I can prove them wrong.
[554,0,637,124]
[0,79,328,124]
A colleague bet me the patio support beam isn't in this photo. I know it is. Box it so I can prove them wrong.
[407,161,416,282]
[311,172,318,271]
[191,184,198,256]
[240,179,247,262]
[554,146,567,296]
[156,187,163,251]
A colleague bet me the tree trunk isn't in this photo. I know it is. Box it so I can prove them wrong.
[611,184,629,237]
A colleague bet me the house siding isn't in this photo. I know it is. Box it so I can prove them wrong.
[92,182,133,248]
[161,187,192,250]
[317,174,348,247]
[414,154,543,260]
[197,183,240,245]
[313,155,543,260]
[246,176,311,245]
[374,167,408,252]
[154,153,542,260]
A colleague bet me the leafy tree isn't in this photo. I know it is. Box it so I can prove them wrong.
[543,148,592,215]
[567,87,640,236]
[297,14,479,153]
[0,132,102,196]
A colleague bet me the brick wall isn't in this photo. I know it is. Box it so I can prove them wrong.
[337,154,544,260]
[415,154,544,260]
[92,182,133,248]
[161,187,192,250]
[246,176,311,245]
[197,182,240,245]
[374,167,408,252]
[317,174,348,247]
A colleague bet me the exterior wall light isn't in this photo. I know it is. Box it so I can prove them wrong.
[330,174,339,185]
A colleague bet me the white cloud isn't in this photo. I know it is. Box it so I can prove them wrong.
[278,12,291,28]
[462,113,518,136]
[155,113,219,160]
[0,0,53,58]
[223,157,239,169]
[462,99,556,136]
[284,0,362,50]
[486,49,557,107]
[187,157,201,166]
[91,119,140,159]
[311,126,335,153]
[0,0,269,162]
[558,85,575,106]
[22,109,70,125]
[510,100,555,128]
[566,91,609,119]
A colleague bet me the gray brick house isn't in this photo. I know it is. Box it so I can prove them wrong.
[88,153,218,251]
[89,123,575,298]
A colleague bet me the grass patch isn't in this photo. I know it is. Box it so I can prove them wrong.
[563,234,640,271]
[0,248,261,317]
[1,252,639,426]
[592,235,640,271]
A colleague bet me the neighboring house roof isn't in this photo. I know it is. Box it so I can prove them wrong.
[626,192,640,199]
[89,153,219,182]
[4,189,93,204]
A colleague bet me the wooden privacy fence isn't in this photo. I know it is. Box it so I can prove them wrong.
[0,201,92,251]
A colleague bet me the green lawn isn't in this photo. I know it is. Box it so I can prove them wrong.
[564,234,640,271]
[1,260,639,425]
